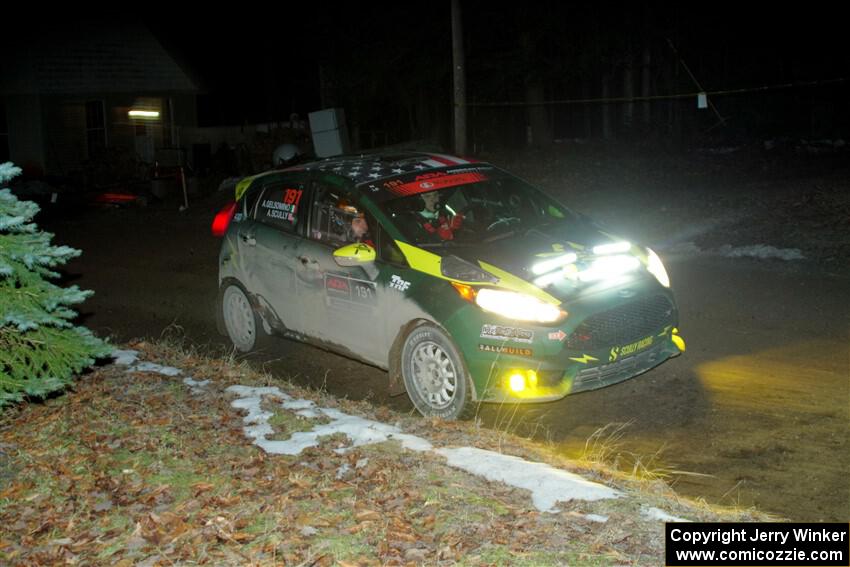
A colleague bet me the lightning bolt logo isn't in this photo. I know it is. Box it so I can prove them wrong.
[569,354,598,364]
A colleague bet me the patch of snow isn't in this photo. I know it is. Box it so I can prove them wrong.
[335,463,351,480]
[355,458,369,469]
[295,409,322,419]
[112,349,139,366]
[435,447,621,512]
[226,385,291,401]
[194,384,624,514]
[132,361,182,376]
[718,244,805,261]
[642,507,690,523]
[281,399,315,411]
[183,377,210,394]
[299,526,318,537]
[112,351,182,376]
[225,386,433,457]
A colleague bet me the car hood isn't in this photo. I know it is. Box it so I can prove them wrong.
[434,220,644,295]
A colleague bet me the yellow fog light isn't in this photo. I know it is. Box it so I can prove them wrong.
[508,373,526,392]
[507,370,538,393]
[671,328,686,352]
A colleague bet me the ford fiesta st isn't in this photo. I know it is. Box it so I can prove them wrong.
[212,152,685,419]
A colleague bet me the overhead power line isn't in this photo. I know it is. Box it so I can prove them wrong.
[461,77,850,108]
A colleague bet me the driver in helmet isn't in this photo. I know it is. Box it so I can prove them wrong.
[337,198,374,248]
[418,191,463,240]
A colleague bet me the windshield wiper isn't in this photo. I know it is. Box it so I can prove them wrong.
[418,240,458,248]
[482,230,515,244]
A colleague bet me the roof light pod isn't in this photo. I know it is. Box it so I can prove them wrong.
[593,241,632,255]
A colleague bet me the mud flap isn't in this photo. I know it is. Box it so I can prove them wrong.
[387,323,410,397]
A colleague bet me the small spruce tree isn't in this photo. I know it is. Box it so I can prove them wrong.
[0,162,110,407]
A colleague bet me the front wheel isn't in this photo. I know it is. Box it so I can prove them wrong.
[400,323,470,419]
[221,283,266,353]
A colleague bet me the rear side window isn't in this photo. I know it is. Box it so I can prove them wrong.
[242,186,264,219]
[309,176,363,245]
[254,182,307,233]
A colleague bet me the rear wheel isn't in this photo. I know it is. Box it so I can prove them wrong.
[221,283,266,352]
[401,323,470,419]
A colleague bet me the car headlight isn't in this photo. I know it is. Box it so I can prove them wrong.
[577,255,640,282]
[474,288,565,323]
[646,248,670,288]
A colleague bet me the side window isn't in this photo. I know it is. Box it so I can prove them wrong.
[254,181,307,233]
[309,177,363,245]
[241,185,264,220]
[377,223,408,266]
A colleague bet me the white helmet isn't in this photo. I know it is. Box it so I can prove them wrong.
[273,143,300,167]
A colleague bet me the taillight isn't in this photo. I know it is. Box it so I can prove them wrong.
[211,201,237,237]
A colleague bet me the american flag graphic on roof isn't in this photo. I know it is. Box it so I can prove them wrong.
[302,153,477,186]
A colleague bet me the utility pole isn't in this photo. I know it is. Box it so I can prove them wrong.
[451,0,467,155]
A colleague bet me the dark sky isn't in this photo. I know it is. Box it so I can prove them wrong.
[144,4,848,130]
[6,6,846,137]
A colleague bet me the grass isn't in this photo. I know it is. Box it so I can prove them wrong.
[0,339,773,565]
[575,421,675,483]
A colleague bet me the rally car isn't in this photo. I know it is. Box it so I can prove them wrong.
[212,152,685,419]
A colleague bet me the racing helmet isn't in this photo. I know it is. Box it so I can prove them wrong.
[335,197,360,216]
[272,143,300,167]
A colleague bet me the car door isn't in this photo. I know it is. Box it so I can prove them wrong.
[294,174,387,363]
[238,174,310,334]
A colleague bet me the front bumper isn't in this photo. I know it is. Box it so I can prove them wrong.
[450,290,684,403]
[471,331,684,403]
[470,331,683,403]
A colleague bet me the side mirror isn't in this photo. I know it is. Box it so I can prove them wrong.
[333,243,376,267]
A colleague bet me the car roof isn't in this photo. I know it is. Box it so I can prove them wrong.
[292,151,487,186]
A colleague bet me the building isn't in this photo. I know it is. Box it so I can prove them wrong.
[0,21,198,182]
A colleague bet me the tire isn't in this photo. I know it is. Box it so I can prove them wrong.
[220,283,267,353]
[401,323,470,420]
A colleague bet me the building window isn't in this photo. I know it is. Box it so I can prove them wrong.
[85,100,106,158]
[0,101,9,163]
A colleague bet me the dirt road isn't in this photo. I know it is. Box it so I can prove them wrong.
[48,151,849,522]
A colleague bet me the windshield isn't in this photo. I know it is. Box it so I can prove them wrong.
[379,169,573,247]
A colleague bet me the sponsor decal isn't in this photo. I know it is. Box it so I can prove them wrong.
[389,275,411,292]
[324,274,376,307]
[569,354,598,364]
[260,188,303,223]
[480,324,534,344]
[386,172,488,196]
[325,275,350,294]
[548,329,567,342]
[609,335,654,362]
[478,344,533,357]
